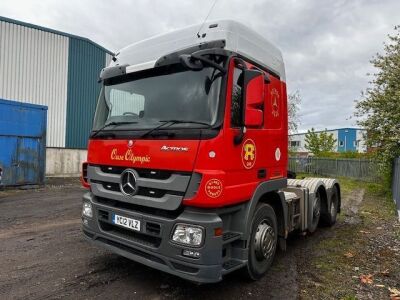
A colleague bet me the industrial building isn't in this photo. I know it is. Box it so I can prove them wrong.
[0,16,113,183]
[289,128,367,154]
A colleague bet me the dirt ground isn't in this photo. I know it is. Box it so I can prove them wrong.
[0,178,399,300]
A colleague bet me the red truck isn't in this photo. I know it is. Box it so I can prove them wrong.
[81,20,340,283]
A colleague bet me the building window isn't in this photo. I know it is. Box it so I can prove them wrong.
[339,141,344,147]
[290,141,300,147]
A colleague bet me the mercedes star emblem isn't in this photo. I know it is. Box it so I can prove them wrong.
[120,169,138,196]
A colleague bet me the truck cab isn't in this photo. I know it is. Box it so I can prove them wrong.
[81,20,340,283]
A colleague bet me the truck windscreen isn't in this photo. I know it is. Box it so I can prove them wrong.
[92,64,223,132]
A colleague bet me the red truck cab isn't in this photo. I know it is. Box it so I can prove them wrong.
[81,20,340,283]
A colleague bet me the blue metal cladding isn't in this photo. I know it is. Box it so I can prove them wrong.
[0,99,47,185]
[337,128,357,152]
[65,38,106,149]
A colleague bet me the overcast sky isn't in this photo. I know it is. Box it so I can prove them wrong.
[1,0,399,132]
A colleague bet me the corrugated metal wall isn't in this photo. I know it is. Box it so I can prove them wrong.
[109,90,145,116]
[0,20,69,148]
[65,38,106,149]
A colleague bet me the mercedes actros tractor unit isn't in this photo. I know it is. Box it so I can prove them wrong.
[81,20,341,283]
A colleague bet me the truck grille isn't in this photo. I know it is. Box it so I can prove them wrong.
[87,164,192,211]
[95,197,183,219]
[98,220,162,248]
[99,165,189,179]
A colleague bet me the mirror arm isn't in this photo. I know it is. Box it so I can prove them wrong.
[191,53,227,73]
[234,126,246,145]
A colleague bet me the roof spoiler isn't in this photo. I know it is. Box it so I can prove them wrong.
[98,39,228,82]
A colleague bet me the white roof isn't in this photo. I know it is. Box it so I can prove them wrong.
[112,20,285,81]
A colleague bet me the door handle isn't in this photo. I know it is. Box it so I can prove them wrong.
[258,169,266,179]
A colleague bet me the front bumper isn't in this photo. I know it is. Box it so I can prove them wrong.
[82,192,225,283]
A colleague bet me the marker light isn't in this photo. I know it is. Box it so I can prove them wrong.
[172,224,204,247]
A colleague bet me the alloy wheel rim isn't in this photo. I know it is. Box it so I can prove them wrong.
[254,220,275,260]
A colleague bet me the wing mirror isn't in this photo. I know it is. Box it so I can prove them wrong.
[234,69,265,145]
[244,70,264,127]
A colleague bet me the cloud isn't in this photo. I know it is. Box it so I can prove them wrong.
[1,0,399,131]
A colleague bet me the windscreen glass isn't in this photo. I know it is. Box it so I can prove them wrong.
[93,64,223,130]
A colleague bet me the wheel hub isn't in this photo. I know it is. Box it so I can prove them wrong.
[254,220,275,260]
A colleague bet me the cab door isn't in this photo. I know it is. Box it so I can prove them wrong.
[221,58,267,205]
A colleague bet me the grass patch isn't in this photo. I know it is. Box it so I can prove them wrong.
[296,174,400,299]
[295,173,396,217]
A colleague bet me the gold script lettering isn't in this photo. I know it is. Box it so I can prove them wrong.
[110,148,150,164]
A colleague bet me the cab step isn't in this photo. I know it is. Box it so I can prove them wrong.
[222,259,245,273]
[222,231,241,244]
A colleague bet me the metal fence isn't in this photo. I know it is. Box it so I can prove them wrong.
[289,157,380,182]
[392,157,400,219]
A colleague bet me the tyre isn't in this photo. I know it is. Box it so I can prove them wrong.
[321,186,338,226]
[308,191,321,233]
[245,203,278,280]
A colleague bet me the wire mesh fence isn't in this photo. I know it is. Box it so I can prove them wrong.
[288,157,381,182]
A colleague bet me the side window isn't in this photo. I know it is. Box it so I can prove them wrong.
[231,67,243,127]
[109,89,145,117]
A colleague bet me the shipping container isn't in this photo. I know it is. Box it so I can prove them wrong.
[0,98,47,186]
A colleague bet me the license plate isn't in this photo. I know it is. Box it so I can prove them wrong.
[112,214,141,231]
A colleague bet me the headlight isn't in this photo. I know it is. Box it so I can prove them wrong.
[171,224,204,247]
[82,202,93,218]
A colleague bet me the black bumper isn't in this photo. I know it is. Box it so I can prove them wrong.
[82,192,226,283]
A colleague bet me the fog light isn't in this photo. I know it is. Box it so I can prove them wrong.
[82,202,93,218]
[182,249,201,258]
[172,224,204,247]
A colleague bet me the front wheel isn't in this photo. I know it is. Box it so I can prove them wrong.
[245,203,278,280]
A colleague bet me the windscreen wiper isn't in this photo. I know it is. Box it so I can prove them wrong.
[91,121,138,138]
[140,120,212,139]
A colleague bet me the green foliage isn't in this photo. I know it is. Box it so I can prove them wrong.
[355,26,400,187]
[304,128,337,157]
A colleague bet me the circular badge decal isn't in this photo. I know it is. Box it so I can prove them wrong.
[205,179,223,198]
[275,147,281,161]
[242,139,257,169]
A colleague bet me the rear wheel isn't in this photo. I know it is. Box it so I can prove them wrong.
[321,186,338,226]
[245,203,278,280]
[308,191,321,233]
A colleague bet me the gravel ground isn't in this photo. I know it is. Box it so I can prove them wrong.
[0,178,399,299]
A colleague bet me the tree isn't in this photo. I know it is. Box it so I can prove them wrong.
[305,128,337,157]
[288,90,301,134]
[355,26,400,184]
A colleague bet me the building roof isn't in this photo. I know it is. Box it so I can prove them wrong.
[113,19,286,80]
[0,16,113,55]
[290,127,365,136]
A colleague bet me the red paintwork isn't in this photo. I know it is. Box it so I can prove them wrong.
[87,139,200,172]
[85,56,288,209]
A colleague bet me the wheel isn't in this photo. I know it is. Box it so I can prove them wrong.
[245,203,278,280]
[321,186,338,226]
[308,191,321,233]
